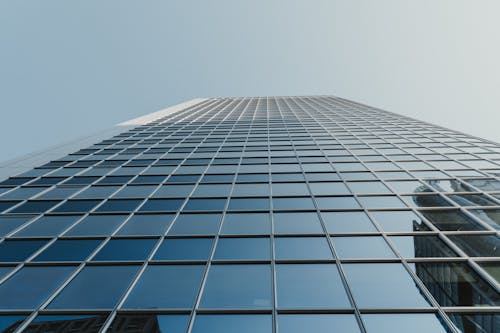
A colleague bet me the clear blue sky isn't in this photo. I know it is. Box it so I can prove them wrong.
[1,1,500,163]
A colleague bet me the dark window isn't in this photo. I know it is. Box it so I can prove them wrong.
[116,214,175,236]
[139,199,184,212]
[228,198,270,211]
[0,216,33,237]
[65,214,127,236]
[0,240,47,262]
[183,198,227,211]
[10,200,60,214]
[13,215,81,237]
[33,239,102,262]
[191,314,272,333]
[221,213,271,235]
[92,239,157,261]
[153,238,214,261]
[108,314,189,333]
[94,199,143,212]
[52,200,102,213]
[315,196,360,210]
[273,197,315,211]
[215,238,270,260]
[322,211,376,233]
[275,237,333,260]
[273,212,323,234]
[278,314,360,333]
[169,214,222,235]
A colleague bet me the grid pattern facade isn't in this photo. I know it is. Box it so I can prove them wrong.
[0,96,498,333]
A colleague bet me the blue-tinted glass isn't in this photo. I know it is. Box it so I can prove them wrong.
[25,314,107,332]
[0,200,21,213]
[0,240,47,262]
[0,215,33,237]
[191,314,272,333]
[139,199,184,212]
[0,266,75,309]
[92,239,157,261]
[0,187,47,200]
[333,236,396,258]
[33,239,102,262]
[357,196,407,208]
[448,313,499,333]
[315,196,360,210]
[52,200,101,213]
[154,238,214,261]
[116,213,175,236]
[200,264,272,309]
[276,264,350,309]
[273,197,315,211]
[153,184,195,198]
[109,314,189,333]
[168,175,201,183]
[0,267,14,280]
[0,315,25,332]
[370,210,429,232]
[36,186,84,199]
[169,214,222,235]
[228,198,270,211]
[272,183,310,196]
[362,313,451,333]
[74,186,121,199]
[421,210,485,231]
[278,314,360,333]
[322,211,377,233]
[343,263,431,308]
[275,237,333,260]
[192,184,232,197]
[390,235,458,258]
[273,212,324,234]
[347,181,391,194]
[232,183,269,197]
[221,213,271,235]
[215,238,270,260]
[123,265,204,309]
[65,214,127,236]
[94,199,143,212]
[448,234,500,257]
[237,173,270,182]
[183,198,227,211]
[309,182,351,195]
[10,200,60,213]
[48,265,139,309]
[410,262,500,306]
[13,215,81,237]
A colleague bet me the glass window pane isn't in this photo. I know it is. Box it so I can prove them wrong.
[276,264,350,309]
[0,266,75,309]
[191,314,272,333]
[10,200,60,214]
[200,264,272,309]
[362,313,450,333]
[109,314,189,333]
[273,197,315,211]
[0,239,47,262]
[123,265,205,309]
[322,211,377,233]
[92,239,157,261]
[48,265,139,309]
[347,181,391,194]
[333,236,395,259]
[13,215,81,237]
[232,184,269,197]
[153,238,214,261]
[273,212,324,234]
[33,239,102,262]
[116,213,175,236]
[228,198,270,211]
[272,183,310,196]
[74,186,121,199]
[370,210,429,232]
[112,185,156,198]
[343,263,431,308]
[139,199,184,212]
[65,214,127,236]
[24,314,107,332]
[152,184,195,198]
[448,234,500,257]
[94,199,143,212]
[410,262,500,307]
[448,312,499,333]
[357,196,406,208]
[169,213,222,235]
[221,213,271,235]
[277,314,360,333]
[421,210,485,231]
[0,215,33,237]
[315,196,360,210]
[275,237,333,260]
[214,238,270,260]
[51,200,101,213]
[390,235,458,258]
[309,182,351,195]
[0,315,25,332]
[183,198,227,211]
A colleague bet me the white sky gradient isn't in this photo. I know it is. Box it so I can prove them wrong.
[1,1,500,163]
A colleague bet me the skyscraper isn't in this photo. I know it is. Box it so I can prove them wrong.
[0,96,498,333]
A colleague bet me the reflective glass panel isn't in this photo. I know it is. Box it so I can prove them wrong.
[275,237,333,260]
[214,237,270,260]
[153,238,214,261]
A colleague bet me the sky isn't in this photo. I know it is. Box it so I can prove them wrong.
[1,1,500,163]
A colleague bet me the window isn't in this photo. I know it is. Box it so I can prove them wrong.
[277,314,360,333]
[232,183,269,197]
[152,184,195,198]
[272,183,310,196]
[362,313,450,333]
[0,239,47,262]
[221,213,271,235]
[357,196,406,208]
[108,314,189,333]
[0,215,33,237]
[390,235,457,258]
[321,211,377,233]
[214,238,270,260]
[191,314,272,333]
[169,214,222,235]
[13,215,81,237]
[228,198,270,211]
[116,213,175,236]
[273,197,315,211]
[347,181,391,194]
[183,198,227,211]
[112,185,156,198]
[24,314,107,332]
[0,266,75,309]
[333,236,395,259]
[48,265,139,309]
[273,212,323,234]
[65,214,127,236]
[192,184,232,197]
[92,239,157,261]
[153,238,214,261]
[343,263,431,308]
[421,210,485,231]
[315,196,360,210]
[74,186,121,199]
[10,200,60,214]
[52,199,102,213]
[370,210,428,232]
[309,182,350,195]
[200,264,272,309]
[276,264,350,309]
[138,199,184,212]
[33,239,102,262]
[275,237,333,260]
[123,265,205,309]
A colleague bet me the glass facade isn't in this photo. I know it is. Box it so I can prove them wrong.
[0,96,498,332]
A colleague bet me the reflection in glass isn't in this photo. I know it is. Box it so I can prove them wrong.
[191,314,272,333]
[479,262,500,284]
[421,210,485,231]
[343,263,431,308]
[370,210,428,232]
[411,262,500,307]
[427,179,475,193]
[390,236,457,258]
[24,314,107,333]
[273,212,324,234]
[0,315,25,333]
[277,314,360,333]
[448,312,500,333]
[108,314,189,333]
[362,313,451,333]
[448,234,500,257]
[333,236,395,259]
[469,209,500,230]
